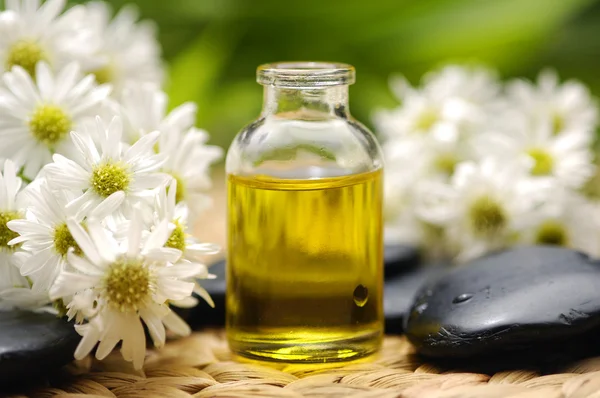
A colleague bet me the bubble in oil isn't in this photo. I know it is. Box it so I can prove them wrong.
[353,285,369,307]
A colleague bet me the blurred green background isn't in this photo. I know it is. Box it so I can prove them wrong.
[72,0,600,152]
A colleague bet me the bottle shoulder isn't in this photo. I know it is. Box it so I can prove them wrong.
[226,114,383,177]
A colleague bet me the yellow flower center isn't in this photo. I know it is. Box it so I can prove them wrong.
[92,64,114,85]
[103,257,152,313]
[5,40,47,76]
[167,173,187,203]
[468,195,507,236]
[527,148,554,176]
[581,168,600,199]
[0,211,21,249]
[165,219,186,251]
[53,222,83,257]
[90,161,131,197]
[415,108,439,131]
[552,112,564,135]
[433,154,457,175]
[535,220,568,246]
[52,298,68,318]
[29,104,73,148]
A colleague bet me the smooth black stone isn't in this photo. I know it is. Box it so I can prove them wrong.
[0,311,79,386]
[384,244,421,278]
[384,265,445,334]
[405,245,600,359]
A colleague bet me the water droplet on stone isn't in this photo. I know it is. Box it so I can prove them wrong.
[414,302,428,314]
[353,285,369,307]
[452,293,473,304]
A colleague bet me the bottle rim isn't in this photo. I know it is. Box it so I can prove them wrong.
[257,61,356,88]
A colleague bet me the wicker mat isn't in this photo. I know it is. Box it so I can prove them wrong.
[8,330,600,398]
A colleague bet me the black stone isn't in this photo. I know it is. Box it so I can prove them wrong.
[384,265,445,334]
[405,245,600,360]
[0,311,79,386]
[384,244,421,278]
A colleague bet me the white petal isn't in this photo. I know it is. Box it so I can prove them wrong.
[53,62,81,102]
[3,159,20,209]
[105,116,123,159]
[69,85,111,115]
[126,207,142,257]
[140,308,166,348]
[125,130,160,163]
[120,316,146,370]
[36,61,55,100]
[162,310,191,336]
[89,191,125,220]
[74,323,101,360]
[156,278,194,302]
[193,285,215,308]
[143,219,173,252]
[7,220,51,236]
[67,251,103,276]
[186,243,221,256]
[95,337,120,361]
[130,173,170,190]
[144,247,181,264]
[67,191,99,219]
[49,272,97,299]
[85,221,118,264]
[70,131,100,166]
[20,247,54,276]
[66,219,103,266]
[158,261,207,279]
[4,65,40,104]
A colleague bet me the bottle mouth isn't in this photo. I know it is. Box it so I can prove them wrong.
[257,62,356,88]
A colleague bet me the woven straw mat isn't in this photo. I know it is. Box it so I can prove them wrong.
[6,329,600,398]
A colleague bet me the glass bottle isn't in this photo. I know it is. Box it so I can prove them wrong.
[225,62,384,362]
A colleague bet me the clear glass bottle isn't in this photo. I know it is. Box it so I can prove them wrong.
[225,62,384,363]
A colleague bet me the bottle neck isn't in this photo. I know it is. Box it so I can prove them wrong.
[261,85,350,118]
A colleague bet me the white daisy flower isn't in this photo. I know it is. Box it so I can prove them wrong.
[43,115,169,220]
[111,84,222,218]
[80,2,163,94]
[110,83,183,144]
[382,138,430,245]
[416,158,549,262]
[0,62,111,179]
[151,180,219,309]
[6,181,93,293]
[49,212,205,369]
[524,189,600,257]
[383,134,469,181]
[382,133,470,258]
[373,64,500,141]
[0,0,89,76]
[420,64,501,105]
[505,69,598,136]
[0,160,27,293]
[472,116,595,189]
[158,126,223,221]
[155,179,220,262]
[383,174,449,261]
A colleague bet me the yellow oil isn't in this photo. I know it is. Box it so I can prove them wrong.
[226,168,384,363]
